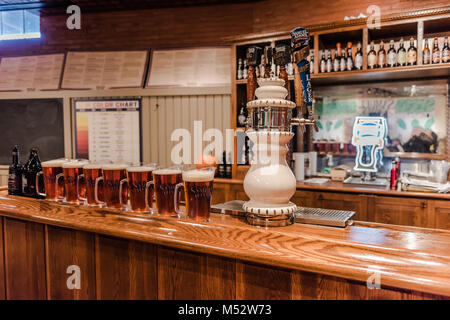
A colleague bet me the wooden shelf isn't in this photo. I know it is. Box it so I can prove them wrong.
[235,64,450,86]
[384,152,447,160]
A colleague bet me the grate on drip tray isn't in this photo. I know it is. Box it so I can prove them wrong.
[294,207,355,227]
[211,201,355,227]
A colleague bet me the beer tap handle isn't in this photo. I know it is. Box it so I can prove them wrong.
[246,46,262,102]
[274,44,291,96]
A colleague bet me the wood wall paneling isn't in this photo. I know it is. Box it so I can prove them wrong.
[3,218,46,299]
[95,235,157,299]
[0,217,5,299]
[46,226,96,300]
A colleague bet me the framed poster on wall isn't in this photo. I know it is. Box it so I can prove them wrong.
[74,98,142,164]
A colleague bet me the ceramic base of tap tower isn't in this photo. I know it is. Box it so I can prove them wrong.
[243,201,296,227]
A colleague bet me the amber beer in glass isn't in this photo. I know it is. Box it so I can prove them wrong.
[121,165,156,212]
[153,167,182,215]
[174,168,215,222]
[56,160,87,203]
[36,159,65,201]
[78,163,104,206]
[95,164,127,209]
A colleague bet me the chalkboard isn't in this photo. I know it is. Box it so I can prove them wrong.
[0,99,64,164]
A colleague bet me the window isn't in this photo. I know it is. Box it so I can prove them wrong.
[0,10,40,40]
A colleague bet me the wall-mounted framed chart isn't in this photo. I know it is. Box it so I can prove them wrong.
[74,98,142,164]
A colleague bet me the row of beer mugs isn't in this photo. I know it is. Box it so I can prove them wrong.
[35,159,216,222]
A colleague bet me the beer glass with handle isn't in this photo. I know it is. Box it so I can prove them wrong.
[119,163,158,212]
[77,161,110,206]
[94,163,128,209]
[55,159,88,204]
[174,166,216,222]
[36,159,65,201]
[152,166,182,216]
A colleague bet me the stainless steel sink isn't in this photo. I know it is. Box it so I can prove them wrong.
[343,176,389,188]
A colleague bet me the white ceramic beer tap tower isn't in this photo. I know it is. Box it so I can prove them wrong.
[243,27,317,227]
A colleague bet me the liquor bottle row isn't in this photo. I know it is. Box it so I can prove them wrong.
[8,145,44,198]
[367,37,417,68]
[236,57,294,79]
[422,36,450,65]
[318,42,363,73]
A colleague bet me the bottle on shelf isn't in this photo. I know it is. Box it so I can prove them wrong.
[340,47,346,71]
[390,160,398,190]
[237,58,243,79]
[387,40,397,67]
[354,41,363,70]
[237,102,247,127]
[346,42,353,71]
[407,37,417,66]
[243,59,248,79]
[8,145,23,196]
[397,38,407,67]
[368,41,377,69]
[423,39,431,64]
[218,151,226,178]
[225,152,232,179]
[333,44,341,72]
[432,37,441,64]
[377,40,386,68]
[22,147,42,198]
[320,50,326,73]
[443,36,450,63]
[309,50,314,74]
[259,54,265,77]
[326,49,332,72]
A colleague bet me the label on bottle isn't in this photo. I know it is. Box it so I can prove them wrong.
[333,58,340,72]
[355,55,363,69]
[443,49,450,63]
[407,50,417,64]
[309,61,314,74]
[320,60,326,73]
[346,57,353,71]
[8,172,21,194]
[340,57,346,71]
[378,52,385,67]
[22,174,28,194]
[397,51,406,66]
[423,51,431,64]
[326,60,332,72]
[368,53,376,68]
[432,51,440,64]
[387,52,397,66]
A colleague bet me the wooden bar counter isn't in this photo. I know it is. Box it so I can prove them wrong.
[0,190,449,300]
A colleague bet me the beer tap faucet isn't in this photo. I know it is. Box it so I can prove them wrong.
[245,46,261,103]
[290,27,318,133]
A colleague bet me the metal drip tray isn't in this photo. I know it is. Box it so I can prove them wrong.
[294,207,355,227]
[211,201,355,227]
[343,176,389,188]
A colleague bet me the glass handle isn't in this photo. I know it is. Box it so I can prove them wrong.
[145,181,154,212]
[35,171,45,197]
[94,176,105,205]
[174,182,184,217]
[55,173,64,200]
[77,174,87,201]
[119,178,128,208]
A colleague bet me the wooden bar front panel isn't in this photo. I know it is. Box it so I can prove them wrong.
[0,217,5,300]
[3,218,46,299]
[46,226,96,300]
[95,235,157,300]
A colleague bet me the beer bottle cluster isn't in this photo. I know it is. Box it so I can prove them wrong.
[7,145,44,199]
[368,37,417,68]
[423,36,450,65]
[319,41,363,73]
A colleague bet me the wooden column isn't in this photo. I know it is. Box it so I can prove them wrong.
[0,217,5,300]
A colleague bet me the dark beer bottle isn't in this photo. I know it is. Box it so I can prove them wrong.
[22,148,43,198]
[218,151,226,178]
[8,145,23,195]
[225,152,232,179]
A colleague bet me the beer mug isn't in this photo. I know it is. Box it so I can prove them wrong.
[94,164,128,209]
[77,162,107,206]
[152,166,182,216]
[119,164,158,212]
[174,166,215,222]
[56,159,88,204]
[36,159,65,201]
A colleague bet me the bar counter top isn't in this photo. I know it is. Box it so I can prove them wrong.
[0,191,450,297]
[215,178,450,200]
